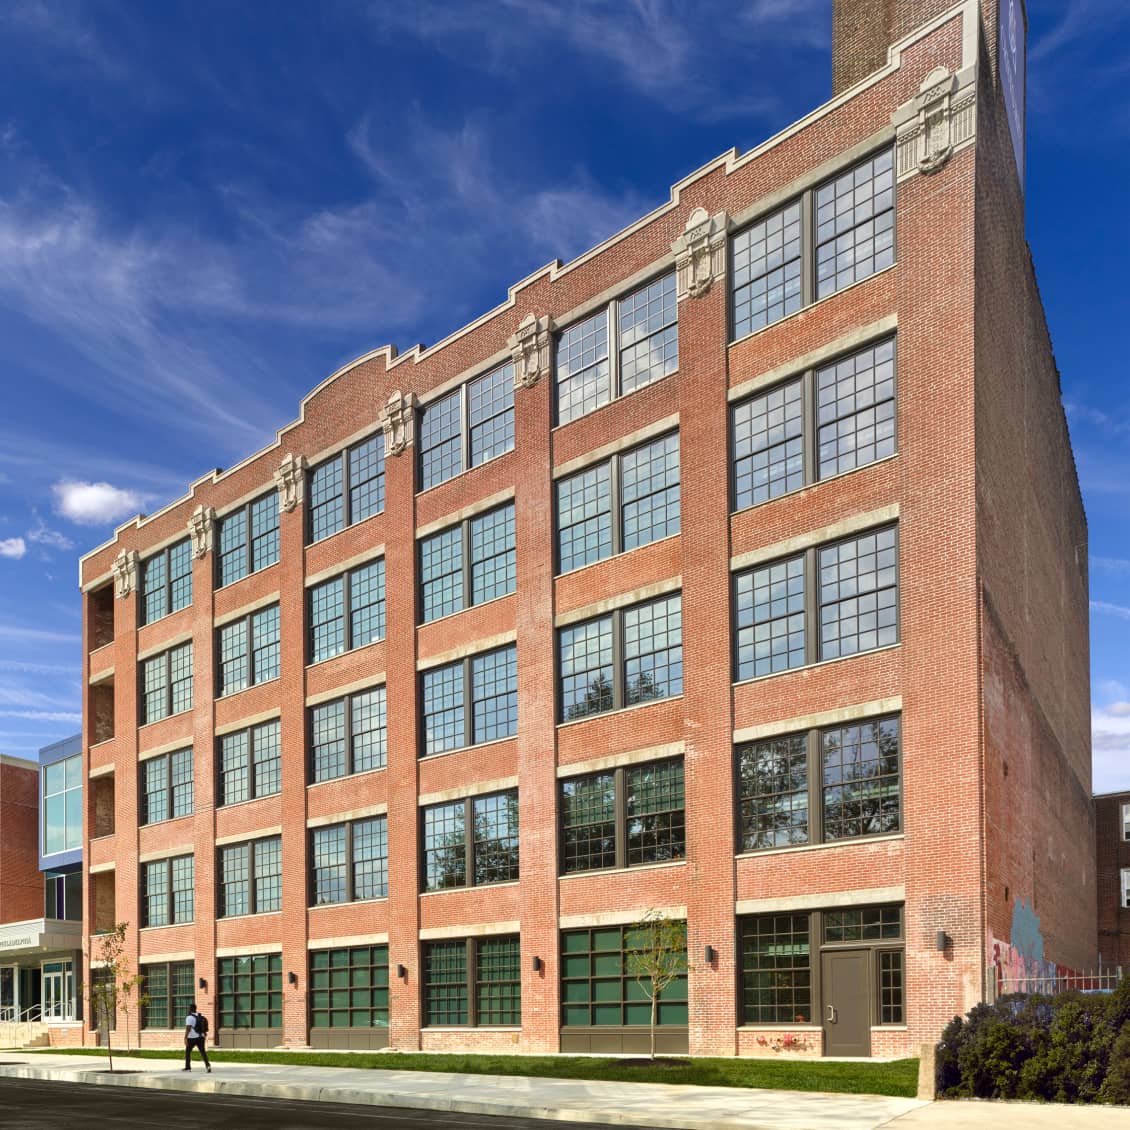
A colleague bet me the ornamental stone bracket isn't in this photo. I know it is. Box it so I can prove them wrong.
[508,313,556,390]
[671,207,730,301]
[892,65,976,180]
[187,504,216,559]
[274,452,307,513]
[111,548,139,599]
[379,389,420,457]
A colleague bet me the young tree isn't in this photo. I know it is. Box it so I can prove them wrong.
[625,910,688,1061]
[88,923,134,1072]
[117,970,148,1051]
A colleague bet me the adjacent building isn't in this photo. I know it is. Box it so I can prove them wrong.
[1095,791,1130,969]
[77,0,1095,1058]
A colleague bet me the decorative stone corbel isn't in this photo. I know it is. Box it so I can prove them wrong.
[893,66,976,180]
[508,313,556,390]
[379,390,420,457]
[671,207,730,301]
[112,549,139,599]
[187,504,216,559]
[273,452,307,513]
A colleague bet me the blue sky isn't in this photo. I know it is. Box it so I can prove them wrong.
[0,1,1126,790]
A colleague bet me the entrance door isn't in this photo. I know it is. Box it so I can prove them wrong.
[42,961,74,1021]
[0,966,15,1021]
[821,949,871,1056]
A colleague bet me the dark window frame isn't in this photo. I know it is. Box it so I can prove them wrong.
[217,603,281,697]
[309,945,390,1031]
[559,757,686,875]
[141,960,194,1029]
[140,747,194,826]
[217,718,282,806]
[732,524,900,682]
[216,490,281,588]
[141,853,194,927]
[729,146,896,343]
[309,816,389,906]
[218,953,283,1030]
[218,835,283,918]
[308,685,387,783]
[423,935,522,1028]
[420,789,520,892]
[140,642,194,725]
[139,538,193,626]
[730,337,897,513]
[308,557,387,662]
[420,644,518,757]
[307,432,387,545]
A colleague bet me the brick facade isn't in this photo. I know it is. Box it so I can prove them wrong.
[1095,794,1130,968]
[0,757,42,925]
[78,0,1094,1056]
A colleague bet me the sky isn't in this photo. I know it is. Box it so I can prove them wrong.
[0,1,1126,790]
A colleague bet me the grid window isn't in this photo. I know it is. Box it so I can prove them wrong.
[739,914,811,1025]
[420,503,515,623]
[556,272,678,425]
[822,717,901,841]
[823,905,903,943]
[879,950,904,1024]
[140,538,192,625]
[422,790,519,892]
[218,719,280,805]
[309,558,386,662]
[423,936,521,1028]
[141,642,193,724]
[560,925,688,1027]
[421,645,517,756]
[818,526,898,660]
[732,379,804,508]
[734,555,806,679]
[42,755,82,855]
[309,946,389,1030]
[308,433,386,544]
[141,961,194,1029]
[141,748,193,825]
[738,734,809,850]
[142,854,193,927]
[1122,802,1130,842]
[310,817,388,906]
[816,339,896,478]
[1122,869,1130,910]
[561,759,684,875]
[557,433,680,574]
[218,603,281,695]
[218,953,282,1030]
[560,594,683,722]
[816,148,895,299]
[420,363,515,490]
[732,201,803,338]
[219,835,282,918]
[217,491,280,587]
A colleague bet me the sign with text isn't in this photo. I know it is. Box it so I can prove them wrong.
[999,0,1027,188]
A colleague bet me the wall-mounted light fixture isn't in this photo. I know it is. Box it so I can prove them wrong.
[397,964,408,980]
[704,945,716,965]
[287,971,298,986]
[936,931,949,952]
[531,956,543,972]
[198,977,207,991]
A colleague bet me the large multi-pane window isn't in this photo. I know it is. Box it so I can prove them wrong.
[737,716,901,851]
[420,503,515,622]
[309,946,389,1030]
[556,273,677,425]
[420,363,515,490]
[217,604,280,696]
[310,816,388,905]
[561,758,685,874]
[140,538,192,625]
[219,836,282,917]
[217,491,280,587]
[730,148,895,341]
[218,719,281,806]
[733,525,898,680]
[556,433,680,574]
[218,953,282,1030]
[739,906,904,1026]
[42,754,82,855]
[309,558,386,662]
[423,936,521,1027]
[561,925,688,1027]
[141,642,193,724]
[310,686,387,782]
[142,854,194,927]
[559,594,682,722]
[44,870,82,920]
[422,790,519,891]
[1120,801,1130,842]
[421,645,517,755]
[731,339,896,510]
[308,433,386,544]
[141,961,194,1029]
[1121,869,1130,910]
[141,748,193,825]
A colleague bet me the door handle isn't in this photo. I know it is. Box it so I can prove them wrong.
[826,1004,837,1024]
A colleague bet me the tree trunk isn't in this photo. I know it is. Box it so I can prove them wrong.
[650,994,657,1061]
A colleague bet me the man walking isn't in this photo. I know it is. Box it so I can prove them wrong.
[183,1001,212,1072]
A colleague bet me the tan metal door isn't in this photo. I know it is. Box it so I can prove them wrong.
[821,949,871,1056]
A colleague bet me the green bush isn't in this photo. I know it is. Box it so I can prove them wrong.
[937,980,1130,1104]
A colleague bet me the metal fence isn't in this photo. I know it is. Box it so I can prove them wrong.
[986,966,1124,1003]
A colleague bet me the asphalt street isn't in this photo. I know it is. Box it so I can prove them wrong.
[0,1077,650,1130]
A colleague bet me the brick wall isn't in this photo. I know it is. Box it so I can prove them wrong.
[1095,794,1130,967]
[0,759,42,924]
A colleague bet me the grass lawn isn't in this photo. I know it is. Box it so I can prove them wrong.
[25,1047,919,1098]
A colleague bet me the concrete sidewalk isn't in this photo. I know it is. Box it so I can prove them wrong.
[0,1053,1124,1129]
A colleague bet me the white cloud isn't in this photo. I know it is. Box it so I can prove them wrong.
[0,623,81,643]
[1091,599,1130,621]
[1093,702,1130,793]
[0,537,26,559]
[52,480,144,526]
[0,709,81,723]
[1106,702,1130,718]
[26,517,73,551]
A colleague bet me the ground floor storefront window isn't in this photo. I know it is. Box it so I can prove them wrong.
[218,952,282,1048]
[423,935,521,1027]
[141,961,193,1030]
[309,944,389,1049]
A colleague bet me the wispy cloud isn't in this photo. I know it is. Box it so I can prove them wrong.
[0,537,26,559]
[1093,701,1130,793]
[0,623,81,644]
[1091,600,1130,621]
[52,480,145,526]
[1092,556,1130,574]
[0,709,81,723]
[26,515,74,551]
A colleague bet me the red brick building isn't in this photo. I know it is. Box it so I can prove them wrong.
[1095,792,1130,969]
[78,0,1094,1057]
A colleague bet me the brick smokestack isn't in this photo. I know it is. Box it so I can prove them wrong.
[832,0,896,95]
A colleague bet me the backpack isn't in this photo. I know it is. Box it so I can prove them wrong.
[194,1012,209,1037]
